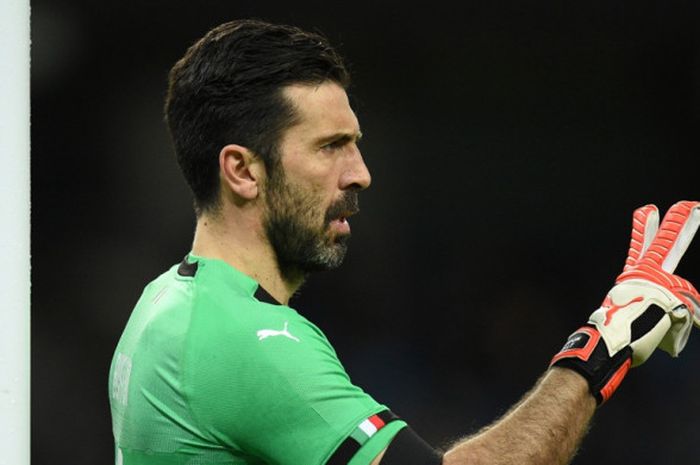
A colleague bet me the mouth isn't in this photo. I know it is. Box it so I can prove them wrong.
[325,192,360,235]
[328,209,357,235]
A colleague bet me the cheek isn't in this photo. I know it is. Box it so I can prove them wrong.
[286,158,338,191]
[278,165,337,218]
[284,183,327,223]
[309,190,332,223]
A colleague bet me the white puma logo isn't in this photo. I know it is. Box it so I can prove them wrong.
[257,321,300,342]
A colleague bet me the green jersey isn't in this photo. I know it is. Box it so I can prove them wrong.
[109,254,406,465]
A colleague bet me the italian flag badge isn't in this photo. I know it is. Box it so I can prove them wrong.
[326,410,399,464]
[351,414,387,445]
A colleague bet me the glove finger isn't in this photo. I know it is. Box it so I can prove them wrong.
[630,312,672,366]
[624,204,659,271]
[658,313,691,357]
[640,201,700,273]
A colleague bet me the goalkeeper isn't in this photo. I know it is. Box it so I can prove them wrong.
[109,19,700,465]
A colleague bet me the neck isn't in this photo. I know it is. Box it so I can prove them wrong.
[190,208,302,305]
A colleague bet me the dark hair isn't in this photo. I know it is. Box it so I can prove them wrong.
[164,19,351,215]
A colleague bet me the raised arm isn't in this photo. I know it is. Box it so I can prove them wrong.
[371,201,700,465]
[442,367,593,465]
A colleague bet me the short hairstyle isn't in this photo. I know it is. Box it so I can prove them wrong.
[164,19,351,215]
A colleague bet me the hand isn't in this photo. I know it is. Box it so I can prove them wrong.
[551,201,700,405]
[603,201,700,362]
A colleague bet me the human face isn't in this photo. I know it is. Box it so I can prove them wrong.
[263,82,371,277]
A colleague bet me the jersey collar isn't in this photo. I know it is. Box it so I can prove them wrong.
[180,254,283,306]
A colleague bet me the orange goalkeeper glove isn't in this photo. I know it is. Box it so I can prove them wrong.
[551,201,700,405]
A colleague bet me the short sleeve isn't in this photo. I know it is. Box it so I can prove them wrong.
[184,301,403,465]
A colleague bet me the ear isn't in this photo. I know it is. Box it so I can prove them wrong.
[219,144,263,201]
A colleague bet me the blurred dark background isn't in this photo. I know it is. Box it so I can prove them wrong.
[31,1,700,464]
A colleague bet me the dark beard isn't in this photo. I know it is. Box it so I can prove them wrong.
[263,169,358,280]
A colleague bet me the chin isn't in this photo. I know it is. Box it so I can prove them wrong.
[304,242,349,273]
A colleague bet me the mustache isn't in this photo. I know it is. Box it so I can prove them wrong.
[325,192,359,223]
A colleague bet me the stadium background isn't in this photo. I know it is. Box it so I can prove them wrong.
[31,1,699,464]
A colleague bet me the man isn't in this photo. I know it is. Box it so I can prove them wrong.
[109,19,700,465]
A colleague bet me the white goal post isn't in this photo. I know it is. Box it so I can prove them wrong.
[0,0,31,464]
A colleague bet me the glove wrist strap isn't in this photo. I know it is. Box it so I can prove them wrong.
[550,325,632,405]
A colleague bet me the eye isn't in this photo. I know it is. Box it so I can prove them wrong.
[319,134,361,153]
[322,139,345,151]
[321,138,352,153]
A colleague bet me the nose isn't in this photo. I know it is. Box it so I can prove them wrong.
[340,146,372,191]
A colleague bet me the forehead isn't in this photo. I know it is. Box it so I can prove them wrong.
[281,82,360,143]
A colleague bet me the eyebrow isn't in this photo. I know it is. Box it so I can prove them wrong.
[315,130,363,146]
